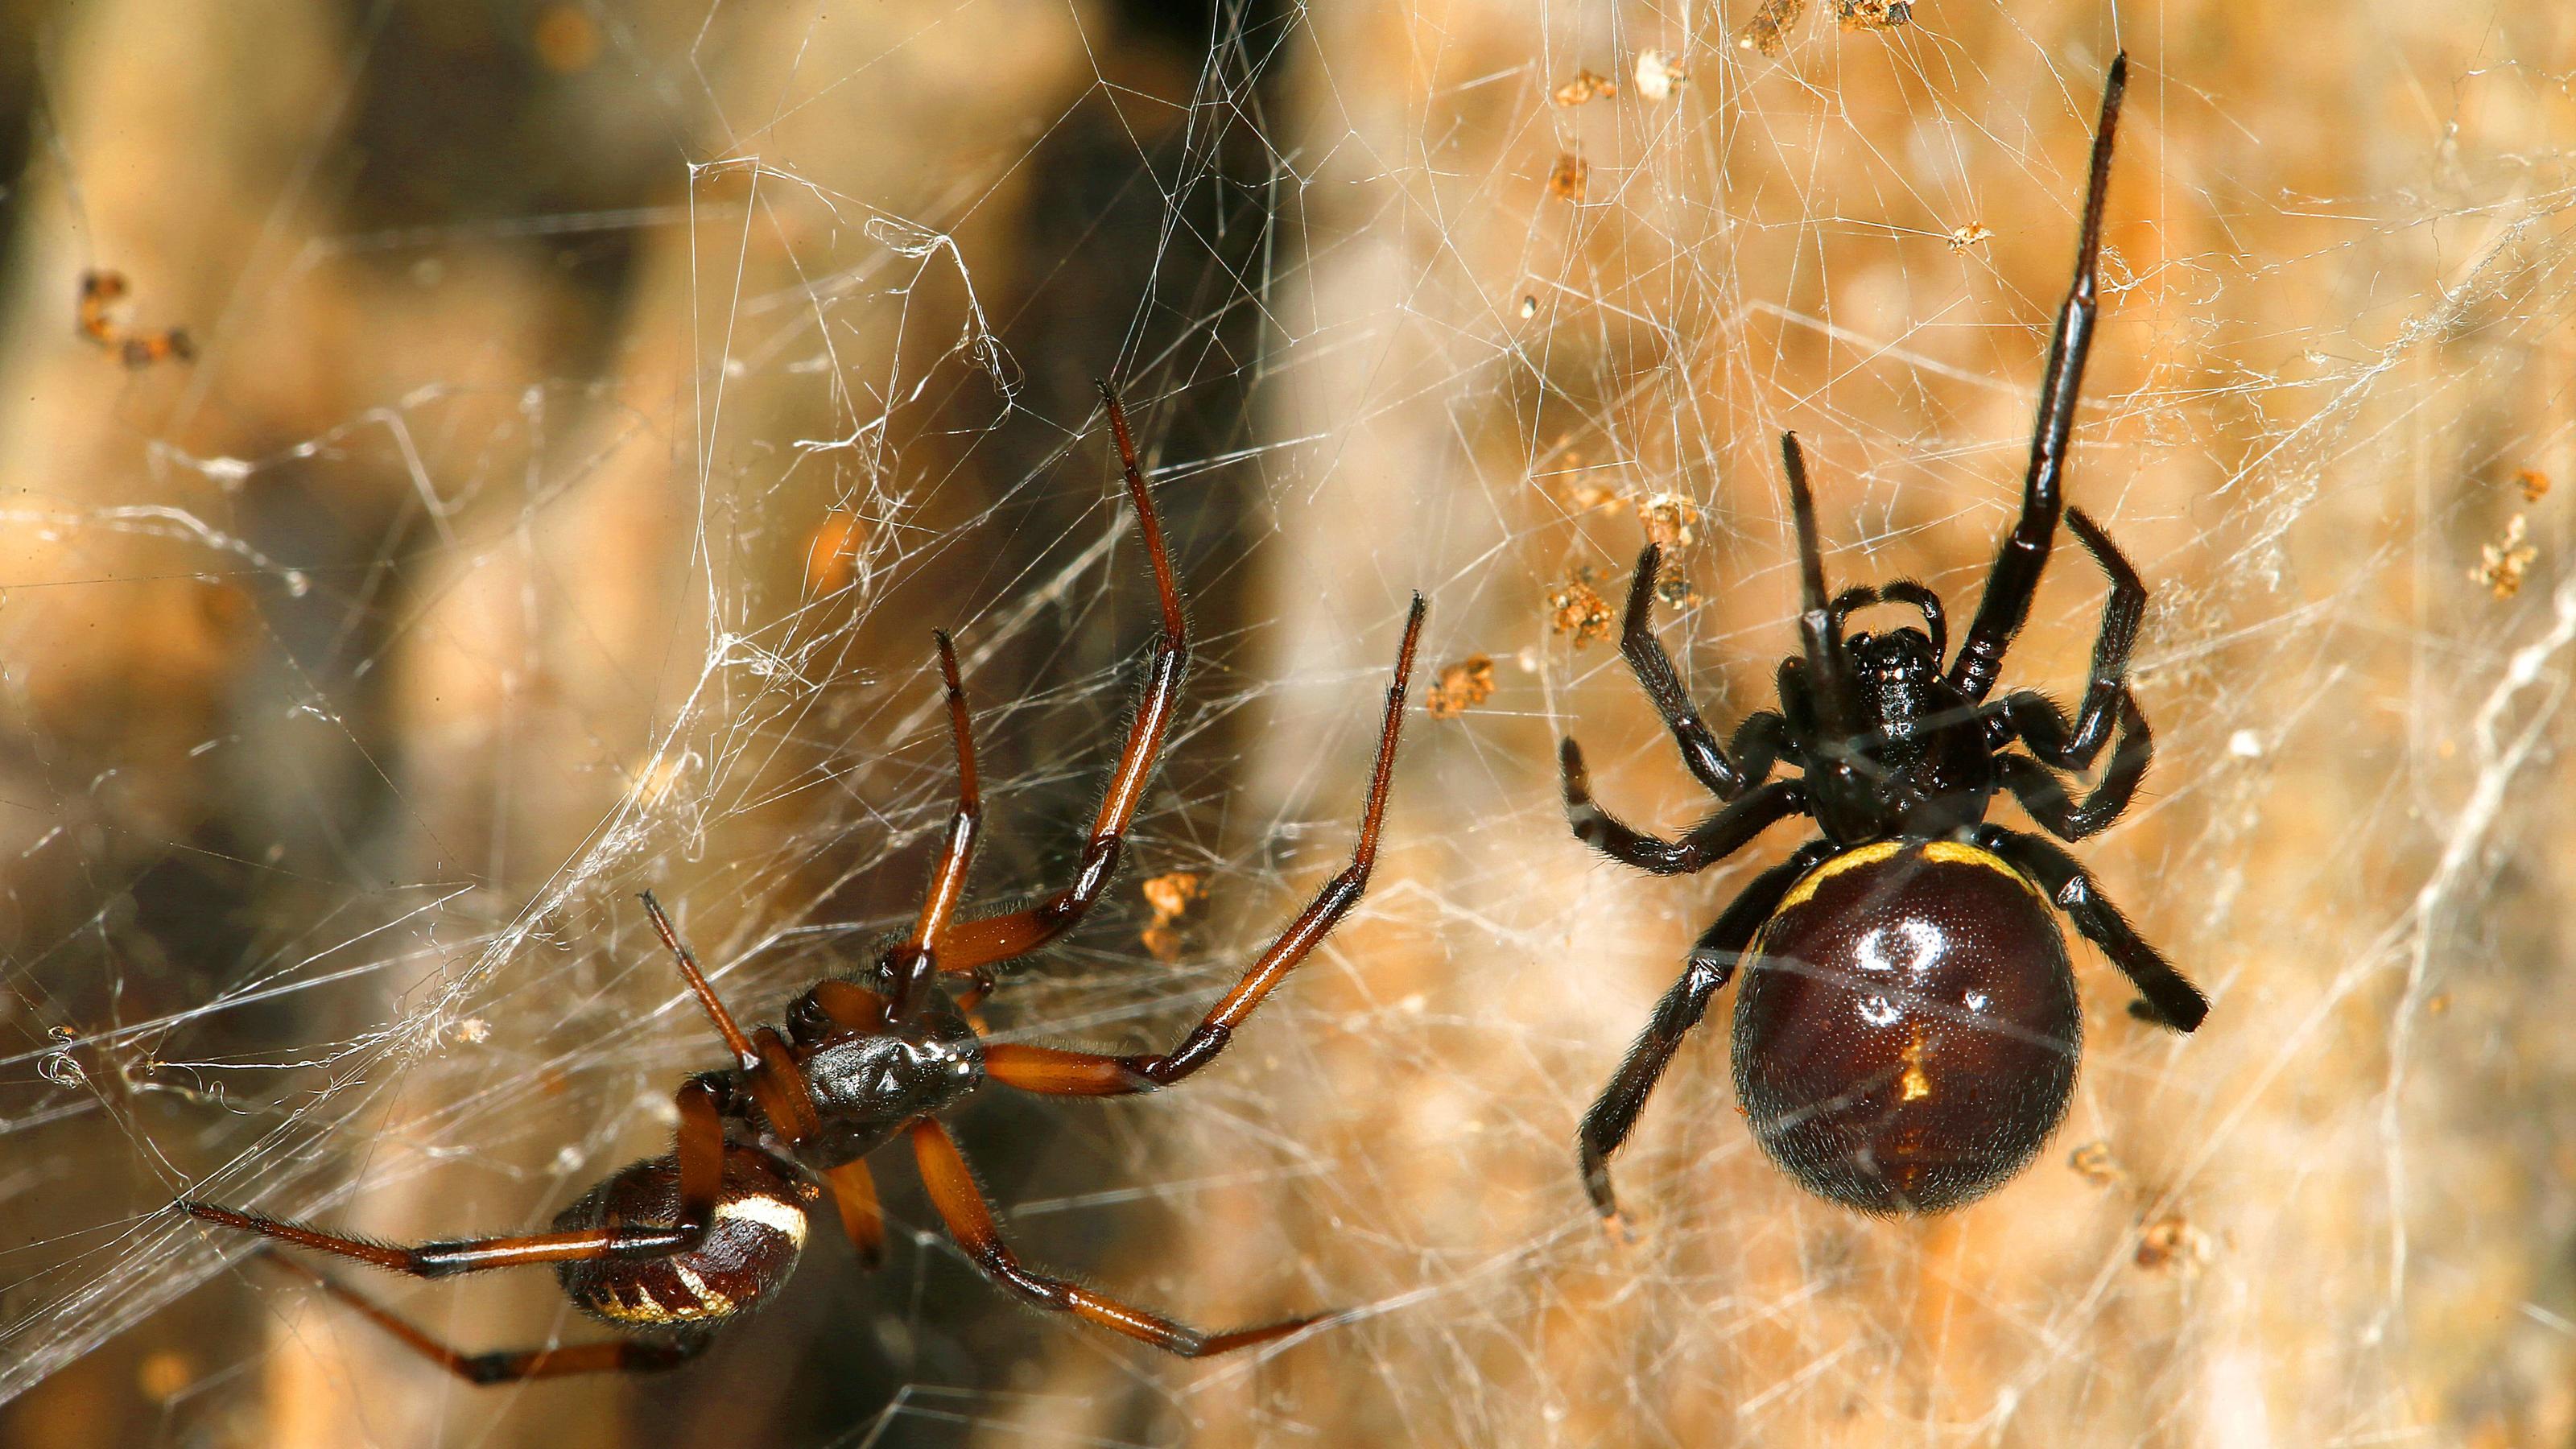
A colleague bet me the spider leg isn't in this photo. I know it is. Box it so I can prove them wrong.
[822,1160,887,1271]
[892,630,984,1017]
[935,381,1191,979]
[1984,506,2145,767]
[1878,580,1946,658]
[639,891,762,1073]
[908,1119,1319,1356]
[1578,842,1833,1219]
[1827,584,1880,634]
[1994,691,2150,840]
[802,979,892,1031]
[636,900,837,1143]
[246,1252,704,1383]
[982,598,1426,1096]
[1974,824,2207,1030]
[1773,658,1818,753]
[1560,743,1807,876]
[1778,433,1863,740]
[1597,543,1782,800]
[180,1079,729,1278]
[1948,54,2128,702]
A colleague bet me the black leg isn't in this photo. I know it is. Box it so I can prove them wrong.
[1975,824,2206,1031]
[1560,749,1807,876]
[1878,580,1946,659]
[1773,658,1818,753]
[1777,433,1862,740]
[1600,543,1781,801]
[1827,584,1880,635]
[1994,689,2150,840]
[1578,844,1831,1219]
[1983,506,2147,766]
[1948,54,2129,703]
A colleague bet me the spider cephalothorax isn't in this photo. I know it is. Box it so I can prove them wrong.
[181,382,1428,1379]
[1561,54,2208,1219]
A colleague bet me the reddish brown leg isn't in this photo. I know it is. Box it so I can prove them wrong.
[807,979,891,1030]
[254,1252,704,1383]
[181,1080,728,1278]
[639,890,761,1073]
[907,1119,1318,1356]
[824,1159,888,1270]
[936,380,1191,977]
[893,630,984,1016]
[983,1043,1154,1095]
[985,597,1425,1096]
[746,1026,823,1143]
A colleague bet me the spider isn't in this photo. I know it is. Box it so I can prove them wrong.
[1558,54,2208,1220]
[180,382,1430,1379]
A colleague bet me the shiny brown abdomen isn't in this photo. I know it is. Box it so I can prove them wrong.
[1732,841,2080,1215]
[552,1146,813,1330]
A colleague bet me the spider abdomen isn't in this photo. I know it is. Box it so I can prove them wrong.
[1731,840,2080,1215]
[553,1146,814,1328]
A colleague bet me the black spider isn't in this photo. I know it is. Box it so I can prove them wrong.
[1560,53,2207,1219]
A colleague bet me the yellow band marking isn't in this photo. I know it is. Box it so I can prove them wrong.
[1775,840,1902,913]
[1920,840,2050,902]
[1775,838,2046,916]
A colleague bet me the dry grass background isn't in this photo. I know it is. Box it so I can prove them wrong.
[0,0,2567,1445]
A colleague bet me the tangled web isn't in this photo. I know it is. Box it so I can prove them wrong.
[2,1,2574,1445]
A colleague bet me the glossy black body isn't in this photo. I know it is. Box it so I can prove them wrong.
[1732,842,2079,1214]
[766,972,986,1170]
[1560,56,2210,1221]
[1823,626,1994,841]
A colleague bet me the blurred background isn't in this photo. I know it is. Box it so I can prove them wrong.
[0,0,2567,1444]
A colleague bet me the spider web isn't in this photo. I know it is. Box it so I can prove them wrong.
[1,0,2573,1445]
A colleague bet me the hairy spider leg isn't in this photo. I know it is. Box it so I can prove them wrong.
[180,1078,728,1277]
[935,379,1191,978]
[983,595,1429,1096]
[1993,708,2148,840]
[1985,506,2154,840]
[1877,580,1947,659]
[890,630,982,1017]
[1558,752,1808,878]
[1975,824,2207,1030]
[1554,538,1810,874]
[822,1160,887,1270]
[1576,842,1837,1220]
[1778,432,1863,742]
[1984,507,2148,770]
[245,1251,708,1385]
[638,895,828,1143]
[641,888,762,1073]
[908,1118,1319,1356]
[1949,52,2129,703]
[1599,543,1794,801]
[1826,584,1884,639]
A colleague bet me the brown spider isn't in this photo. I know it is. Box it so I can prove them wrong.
[180,382,1429,1380]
